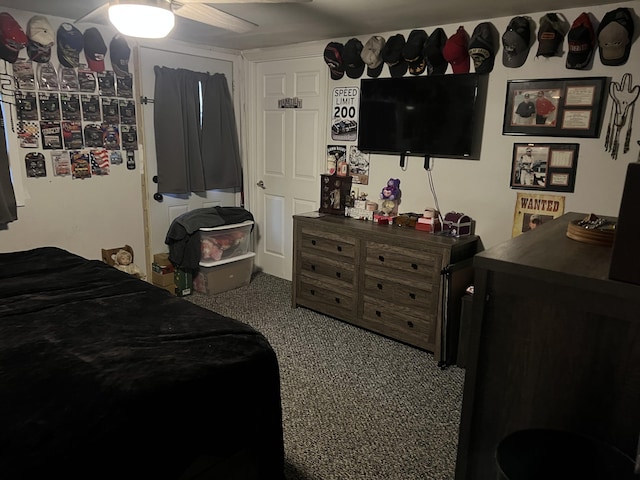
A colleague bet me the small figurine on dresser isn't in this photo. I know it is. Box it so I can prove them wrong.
[379,178,401,217]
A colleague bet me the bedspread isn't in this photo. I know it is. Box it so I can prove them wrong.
[0,247,284,479]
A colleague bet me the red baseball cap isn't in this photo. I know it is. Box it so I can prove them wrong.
[443,26,470,74]
[0,13,27,63]
[84,27,107,72]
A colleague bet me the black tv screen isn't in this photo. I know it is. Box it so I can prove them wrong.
[357,74,488,159]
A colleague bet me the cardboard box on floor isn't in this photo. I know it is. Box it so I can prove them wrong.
[152,252,175,287]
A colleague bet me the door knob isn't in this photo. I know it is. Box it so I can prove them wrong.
[257,180,266,189]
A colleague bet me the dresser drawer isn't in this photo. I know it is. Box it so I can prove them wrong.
[363,271,436,310]
[365,241,442,281]
[301,228,356,260]
[361,297,436,350]
[300,251,355,284]
[297,279,354,321]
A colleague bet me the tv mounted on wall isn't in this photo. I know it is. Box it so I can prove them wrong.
[357,74,488,161]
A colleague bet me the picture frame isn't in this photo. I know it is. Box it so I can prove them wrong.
[502,77,608,137]
[510,143,579,193]
[319,174,352,215]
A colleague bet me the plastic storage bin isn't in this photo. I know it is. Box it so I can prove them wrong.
[199,220,253,267]
[193,252,255,295]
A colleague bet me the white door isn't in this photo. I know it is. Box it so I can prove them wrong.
[138,46,238,258]
[252,57,327,280]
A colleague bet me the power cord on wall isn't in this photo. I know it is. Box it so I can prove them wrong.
[424,155,444,224]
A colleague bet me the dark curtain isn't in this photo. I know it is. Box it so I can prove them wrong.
[201,73,242,189]
[153,67,242,194]
[0,107,17,225]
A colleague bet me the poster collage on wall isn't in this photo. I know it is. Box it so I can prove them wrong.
[328,86,370,188]
[15,59,137,180]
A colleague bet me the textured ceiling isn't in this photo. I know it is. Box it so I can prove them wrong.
[0,0,631,51]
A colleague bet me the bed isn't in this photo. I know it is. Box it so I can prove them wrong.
[0,247,284,480]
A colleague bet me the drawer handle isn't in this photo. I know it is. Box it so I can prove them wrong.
[335,297,340,304]
[335,271,341,278]
[378,255,385,262]
[411,263,418,270]
[409,293,416,299]
[377,283,383,290]
[311,239,317,245]
[407,321,414,328]
[337,245,342,252]
[310,289,315,295]
[375,310,381,317]
[311,264,316,271]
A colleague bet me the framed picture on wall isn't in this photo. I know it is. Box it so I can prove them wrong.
[510,143,579,192]
[503,77,608,137]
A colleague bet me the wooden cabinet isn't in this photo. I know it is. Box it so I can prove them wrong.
[455,212,640,480]
[292,212,479,360]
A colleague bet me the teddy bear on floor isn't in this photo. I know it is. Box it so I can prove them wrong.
[380,178,401,201]
[112,249,144,278]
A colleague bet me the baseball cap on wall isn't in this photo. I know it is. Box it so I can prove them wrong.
[566,12,596,70]
[0,13,27,64]
[598,7,634,66]
[324,41,344,80]
[536,13,565,58]
[502,16,532,68]
[360,36,385,78]
[381,34,407,78]
[423,28,448,75]
[84,27,107,72]
[468,22,496,74]
[342,38,365,79]
[442,26,470,74]
[110,34,131,77]
[402,29,428,75]
[27,15,54,63]
[57,23,84,68]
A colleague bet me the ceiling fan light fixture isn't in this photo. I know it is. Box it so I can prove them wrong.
[108,0,175,39]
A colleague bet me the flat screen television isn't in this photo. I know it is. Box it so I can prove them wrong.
[357,73,488,160]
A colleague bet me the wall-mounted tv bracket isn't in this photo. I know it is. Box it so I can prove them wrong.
[424,155,432,172]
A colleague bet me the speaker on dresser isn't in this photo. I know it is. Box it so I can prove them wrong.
[609,162,640,285]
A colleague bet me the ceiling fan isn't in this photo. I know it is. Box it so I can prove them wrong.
[77,0,312,38]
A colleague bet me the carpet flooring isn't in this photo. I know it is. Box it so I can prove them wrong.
[187,272,465,480]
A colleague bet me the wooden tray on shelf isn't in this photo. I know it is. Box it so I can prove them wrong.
[566,219,615,246]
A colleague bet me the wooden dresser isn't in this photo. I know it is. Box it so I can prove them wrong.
[455,212,640,480]
[292,212,479,361]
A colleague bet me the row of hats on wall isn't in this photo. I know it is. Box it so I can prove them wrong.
[324,7,634,80]
[0,12,131,76]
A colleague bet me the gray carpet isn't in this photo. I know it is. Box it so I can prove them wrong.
[186,272,465,480]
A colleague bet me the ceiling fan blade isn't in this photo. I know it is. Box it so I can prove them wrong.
[177,0,312,4]
[172,3,257,33]
[75,3,110,25]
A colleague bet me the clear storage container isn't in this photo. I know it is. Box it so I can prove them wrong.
[199,220,253,267]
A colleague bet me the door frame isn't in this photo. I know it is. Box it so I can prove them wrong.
[242,41,328,278]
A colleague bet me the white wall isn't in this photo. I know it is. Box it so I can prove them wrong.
[320,1,639,249]
[0,7,242,277]
[0,8,147,264]
[2,1,638,267]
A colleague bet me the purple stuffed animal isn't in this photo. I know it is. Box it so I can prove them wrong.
[380,178,401,201]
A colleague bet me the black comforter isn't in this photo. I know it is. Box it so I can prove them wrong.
[0,247,284,480]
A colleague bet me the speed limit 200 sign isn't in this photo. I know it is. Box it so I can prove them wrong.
[331,87,359,141]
